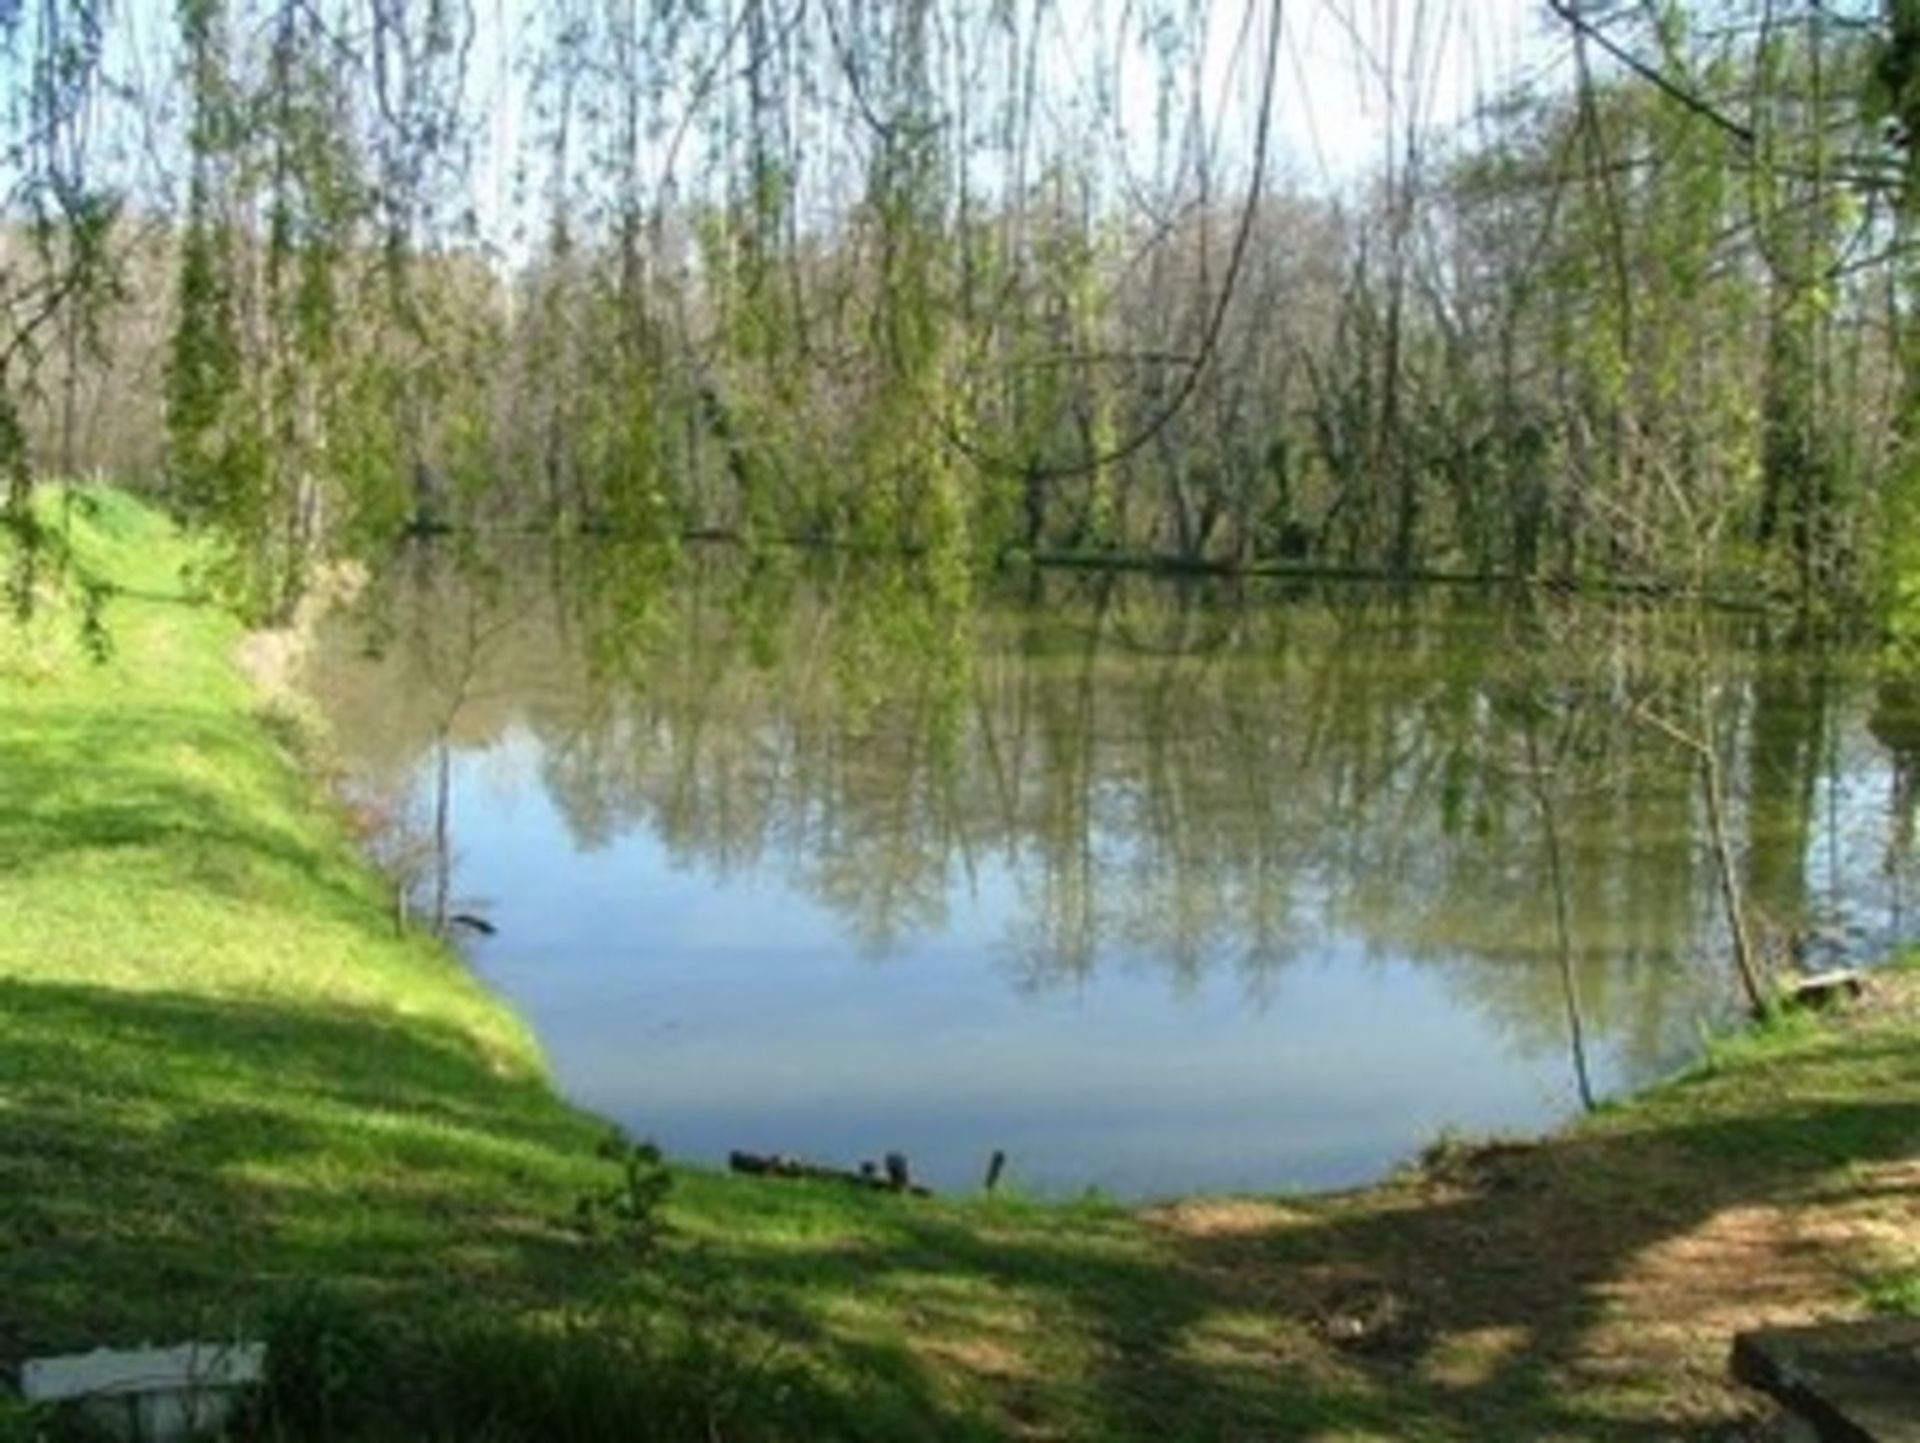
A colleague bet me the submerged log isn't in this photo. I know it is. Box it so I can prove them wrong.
[728,1150,931,1197]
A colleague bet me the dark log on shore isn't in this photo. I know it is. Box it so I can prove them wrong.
[1783,968,1868,1010]
[728,1150,931,1197]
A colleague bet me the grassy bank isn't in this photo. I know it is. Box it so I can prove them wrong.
[2,490,1916,1440]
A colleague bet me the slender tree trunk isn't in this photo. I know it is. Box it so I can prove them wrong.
[1697,689,1767,1015]
[432,730,452,936]
[1525,717,1596,1112]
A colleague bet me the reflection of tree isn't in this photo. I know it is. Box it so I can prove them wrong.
[1869,675,1920,889]
[1354,602,1719,1086]
[1745,637,1830,952]
[306,550,1886,1075]
[303,545,571,928]
[1520,691,1596,1113]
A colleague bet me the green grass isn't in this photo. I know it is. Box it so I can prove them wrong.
[3,489,1917,1440]
[1863,1267,1920,1317]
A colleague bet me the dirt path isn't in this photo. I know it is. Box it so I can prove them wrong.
[1136,973,1920,1439]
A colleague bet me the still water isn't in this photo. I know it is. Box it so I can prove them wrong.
[305,548,1920,1198]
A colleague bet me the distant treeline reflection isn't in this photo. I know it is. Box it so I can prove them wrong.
[306,543,1919,1081]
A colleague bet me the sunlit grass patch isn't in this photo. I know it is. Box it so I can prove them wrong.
[1864,1267,1920,1316]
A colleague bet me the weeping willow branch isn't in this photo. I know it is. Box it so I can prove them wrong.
[1546,0,1758,149]
[945,0,1286,486]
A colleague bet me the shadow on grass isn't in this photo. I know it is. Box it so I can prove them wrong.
[676,1028,1920,1441]
[4,966,1914,1439]
[0,979,600,1350]
[0,979,995,1441]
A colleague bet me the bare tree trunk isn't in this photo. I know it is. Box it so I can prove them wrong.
[1525,718,1597,1112]
[432,731,452,936]
[1699,717,1768,1016]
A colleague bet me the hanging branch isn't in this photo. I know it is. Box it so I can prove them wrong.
[3,0,115,533]
[944,0,1287,485]
[1546,0,1757,148]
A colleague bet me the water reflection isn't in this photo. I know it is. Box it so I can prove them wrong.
[304,546,1918,1196]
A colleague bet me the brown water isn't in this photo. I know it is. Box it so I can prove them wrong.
[304,547,1920,1197]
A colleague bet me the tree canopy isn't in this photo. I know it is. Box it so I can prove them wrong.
[3,1,1918,618]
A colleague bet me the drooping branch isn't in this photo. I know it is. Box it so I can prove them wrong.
[1546,0,1758,149]
[946,0,1287,485]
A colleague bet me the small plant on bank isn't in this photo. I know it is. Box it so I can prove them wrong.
[0,1392,45,1443]
[1692,1005,1821,1081]
[400,1300,805,1443]
[0,1396,117,1443]
[259,1283,388,1440]
[572,1129,673,1255]
[1863,1265,1920,1318]
[254,1283,808,1441]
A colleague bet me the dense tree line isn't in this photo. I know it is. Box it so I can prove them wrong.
[3,2,1918,617]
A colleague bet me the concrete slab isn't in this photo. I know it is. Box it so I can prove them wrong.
[20,1341,264,1443]
[1731,1318,1920,1443]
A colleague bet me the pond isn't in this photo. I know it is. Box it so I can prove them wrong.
[303,546,1920,1199]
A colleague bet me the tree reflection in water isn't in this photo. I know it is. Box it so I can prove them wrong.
[301,543,1919,1193]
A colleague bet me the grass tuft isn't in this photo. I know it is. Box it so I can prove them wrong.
[1862,1267,1920,1318]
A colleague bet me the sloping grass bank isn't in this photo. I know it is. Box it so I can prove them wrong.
[2,490,1916,1441]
